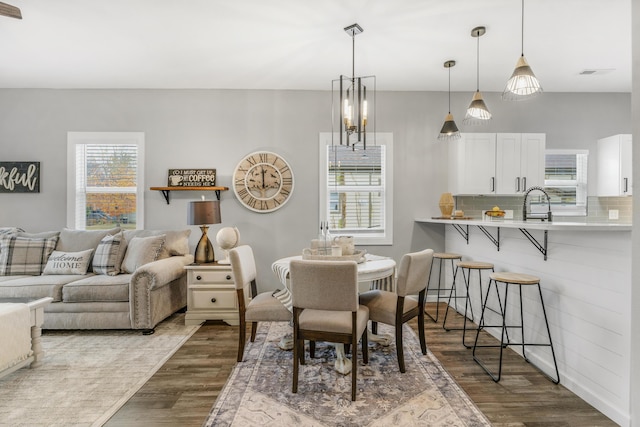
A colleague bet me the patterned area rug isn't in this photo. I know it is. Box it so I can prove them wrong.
[0,313,198,427]
[205,322,491,426]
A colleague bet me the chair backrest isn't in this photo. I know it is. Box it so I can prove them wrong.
[396,249,434,297]
[229,245,257,294]
[290,259,358,312]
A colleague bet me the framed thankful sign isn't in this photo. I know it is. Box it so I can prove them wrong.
[0,161,40,193]
[168,169,216,187]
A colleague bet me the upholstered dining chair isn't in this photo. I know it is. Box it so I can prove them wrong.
[359,248,434,373]
[229,245,291,362]
[289,259,369,401]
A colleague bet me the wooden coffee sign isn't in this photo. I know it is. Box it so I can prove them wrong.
[168,169,216,187]
[0,162,40,193]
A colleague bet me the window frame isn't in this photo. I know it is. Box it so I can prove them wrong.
[66,132,145,230]
[539,149,588,217]
[319,132,393,246]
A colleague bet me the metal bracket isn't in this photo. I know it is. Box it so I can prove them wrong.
[451,224,469,244]
[478,226,500,251]
[158,189,222,205]
[519,228,548,260]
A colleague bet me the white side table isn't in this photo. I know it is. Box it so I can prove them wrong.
[184,263,239,326]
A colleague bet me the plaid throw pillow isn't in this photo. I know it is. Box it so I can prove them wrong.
[92,231,127,276]
[0,235,59,276]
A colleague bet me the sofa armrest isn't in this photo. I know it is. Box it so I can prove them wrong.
[129,254,194,329]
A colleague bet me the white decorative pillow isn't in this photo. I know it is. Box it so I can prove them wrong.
[121,235,166,274]
[0,235,59,276]
[92,232,127,276]
[43,249,94,275]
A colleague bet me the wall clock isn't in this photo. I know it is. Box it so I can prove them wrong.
[233,151,294,213]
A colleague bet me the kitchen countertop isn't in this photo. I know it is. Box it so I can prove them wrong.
[415,217,632,231]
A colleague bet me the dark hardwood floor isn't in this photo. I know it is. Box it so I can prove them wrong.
[105,303,617,426]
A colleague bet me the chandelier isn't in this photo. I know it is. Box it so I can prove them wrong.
[332,23,375,150]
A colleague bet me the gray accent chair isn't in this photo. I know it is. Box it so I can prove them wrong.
[289,259,369,401]
[359,249,434,373]
[229,245,291,362]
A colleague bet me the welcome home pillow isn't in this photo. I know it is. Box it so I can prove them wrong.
[0,235,59,276]
[43,249,94,275]
[121,234,166,274]
[92,232,127,276]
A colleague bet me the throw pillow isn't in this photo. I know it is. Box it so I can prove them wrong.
[123,229,190,259]
[92,232,128,276]
[0,235,59,276]
[120,234,166,274]
[43,249,94,275]
[56,227,120,252]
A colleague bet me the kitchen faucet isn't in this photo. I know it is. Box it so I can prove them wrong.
[523,186,553,222]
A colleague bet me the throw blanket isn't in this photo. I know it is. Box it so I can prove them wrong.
[0,303,32,372]
[271,254,395,311]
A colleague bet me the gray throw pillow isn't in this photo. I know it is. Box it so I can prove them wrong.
[43,249,94,275]
[0,235,59,276]
[92,232,128,276]
[120,235,166,274]
[56,227,120,252]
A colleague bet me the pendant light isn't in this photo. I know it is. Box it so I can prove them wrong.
[503,0,542,100]
[332,23,376,150]
[438,60,460,141]
[463,26,491,125]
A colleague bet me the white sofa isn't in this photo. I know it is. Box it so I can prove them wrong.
[0,227,194,333]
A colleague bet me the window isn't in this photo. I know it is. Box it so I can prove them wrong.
[319,133,393,245]
[532,149,588,217]
[67,132,145,230]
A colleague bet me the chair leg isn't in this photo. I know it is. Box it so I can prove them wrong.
[351,337,357,401]
[250,322,258,342]
[396,321,405,373]
[371,321,378,335]
[362,329,369,364]
[292,326,299,393]
[418,306,427,355]
[299,336,306,365]
[309,340,316,358]
[237,317,246,362]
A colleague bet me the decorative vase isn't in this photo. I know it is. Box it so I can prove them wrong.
[438,193,454,217]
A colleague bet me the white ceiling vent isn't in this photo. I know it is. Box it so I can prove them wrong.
[579,69,615,75]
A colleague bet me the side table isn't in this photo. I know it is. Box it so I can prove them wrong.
[184,263,239,326]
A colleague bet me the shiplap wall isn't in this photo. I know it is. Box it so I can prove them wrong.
[436,224,631,426]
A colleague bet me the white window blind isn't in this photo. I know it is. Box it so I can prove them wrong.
[537,149,588,216]
[67,132,145,230]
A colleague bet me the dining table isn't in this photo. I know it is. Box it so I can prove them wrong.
[270,253,397,374]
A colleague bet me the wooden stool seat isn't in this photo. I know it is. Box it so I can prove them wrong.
[433,252,462,260]
[490,272,540,285]
[458,261,494,270]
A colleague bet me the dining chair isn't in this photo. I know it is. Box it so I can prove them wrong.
[289,259,369,401]
[359,248,434,373]
[229,245,291,362]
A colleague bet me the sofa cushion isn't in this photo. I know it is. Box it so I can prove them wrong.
[55,227,120,253]
[124,229,190,259]
[43,249,94,275]
[0,274,91,302]
[0,235,59,276]
[62,274,131,303]
[92,232,127,276]
[16,230,61,239]
[121,235,165,274]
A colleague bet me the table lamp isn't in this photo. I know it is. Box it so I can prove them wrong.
[187,199,221,264]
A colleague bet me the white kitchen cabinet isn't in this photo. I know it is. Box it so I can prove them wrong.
[495,133,546,194]
[597,134,632,196]
[448,133,496,195]
[448,133,545,195]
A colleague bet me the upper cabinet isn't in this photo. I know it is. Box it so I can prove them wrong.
[597,134,632,196]
[448,133,546,195]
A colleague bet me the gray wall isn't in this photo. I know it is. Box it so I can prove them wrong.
[0,89,630,290]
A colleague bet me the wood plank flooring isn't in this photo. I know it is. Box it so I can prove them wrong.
[105,303,617,426]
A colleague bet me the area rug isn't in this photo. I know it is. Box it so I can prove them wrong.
[205,322,491,426]
[0,313,198,427]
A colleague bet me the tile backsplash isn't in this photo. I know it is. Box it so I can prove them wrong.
[454,195,632,223]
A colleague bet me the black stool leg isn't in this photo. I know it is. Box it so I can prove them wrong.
[425,258,444,322]
[533,282,560,384]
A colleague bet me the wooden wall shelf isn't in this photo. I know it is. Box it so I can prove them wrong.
[150,186,229,204]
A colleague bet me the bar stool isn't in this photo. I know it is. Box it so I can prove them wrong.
[472,272,560,384]
[425,252,462,322]
[443,261,494,348]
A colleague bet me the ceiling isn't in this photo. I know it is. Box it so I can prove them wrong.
[0,0,631,92]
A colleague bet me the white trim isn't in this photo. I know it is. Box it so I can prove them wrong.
[319,132,393,245]
[67,132,145,229]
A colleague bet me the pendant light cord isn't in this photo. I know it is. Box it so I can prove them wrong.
[476,31,480,91]
[448,66,452,113]
[351,32,355,80]
[521,0,525,56]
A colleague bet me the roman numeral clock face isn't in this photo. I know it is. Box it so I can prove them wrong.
[233,151,294,213]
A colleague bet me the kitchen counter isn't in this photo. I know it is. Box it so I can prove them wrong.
[415,217,632,231]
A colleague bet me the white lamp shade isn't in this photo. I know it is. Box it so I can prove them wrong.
[502,55,543,100]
